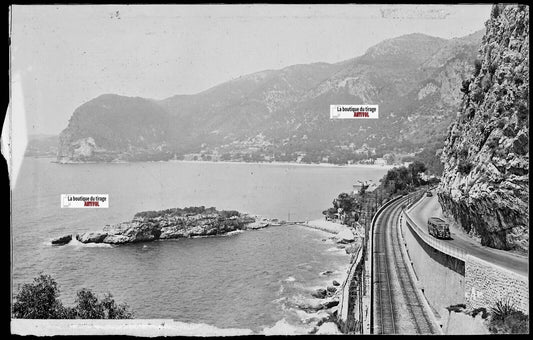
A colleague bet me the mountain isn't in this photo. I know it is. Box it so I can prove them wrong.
[56,30,484,164]
[437,4,529,253]
[57,95,173,162]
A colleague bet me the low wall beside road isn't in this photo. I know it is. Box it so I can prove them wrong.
[401,215,466,316]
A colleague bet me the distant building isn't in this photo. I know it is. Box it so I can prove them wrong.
[184,153,202,161]
[374,158,387,166]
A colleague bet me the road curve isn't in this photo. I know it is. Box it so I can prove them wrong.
[408,193,528,277]
[372,196,439,334]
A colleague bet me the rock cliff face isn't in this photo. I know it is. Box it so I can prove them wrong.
[438,5,529,252]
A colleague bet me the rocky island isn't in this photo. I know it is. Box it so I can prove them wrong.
[52,206,265,246]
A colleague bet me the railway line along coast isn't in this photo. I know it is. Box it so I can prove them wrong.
[337,189,528,334]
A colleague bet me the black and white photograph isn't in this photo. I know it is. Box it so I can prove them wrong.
[6,3,529,335]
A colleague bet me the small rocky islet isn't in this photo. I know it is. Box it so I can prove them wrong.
[51,206,277,246]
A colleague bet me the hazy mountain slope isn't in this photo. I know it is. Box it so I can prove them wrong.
[257,32,481,157]
[158,63,345,147]
[56,30,484,163]
[57,94,174,162]
[437,4,529,252]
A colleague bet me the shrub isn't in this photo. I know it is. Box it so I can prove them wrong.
[446,303,466,313]
[488,63,498,75]
[467,107,476,119]
[471,307,489,319]
[485,137,499,149]
[333,193,358,213]
[473,60,482,77]
[490,298,516,321]
[457,160,473,174]
[460,79,471,94]
[12,274,65,318]
[457,147,469,159]
[472,90,484,104]
[73,290,134,319]
[491,5,500,18]
[12,274,134,319]
[488,298,529,334]
[516,102,529,122]
[220,210,240,218]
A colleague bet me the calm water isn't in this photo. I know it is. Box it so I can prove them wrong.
[11,158,389,333]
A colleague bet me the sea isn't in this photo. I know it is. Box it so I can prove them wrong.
[11,158,390,334]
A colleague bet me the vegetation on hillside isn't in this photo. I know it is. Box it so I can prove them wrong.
[133,206,241,219]
[323,160,432,228]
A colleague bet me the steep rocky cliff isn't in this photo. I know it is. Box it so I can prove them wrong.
[438,5,529,252]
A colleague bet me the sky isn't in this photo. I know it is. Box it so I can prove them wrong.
[9,4,493,136]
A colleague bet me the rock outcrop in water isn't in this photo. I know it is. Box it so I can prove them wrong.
[51,235,72,245]
[437,4,529,252]
[72,206,256,245]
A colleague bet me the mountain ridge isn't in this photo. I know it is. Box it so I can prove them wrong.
[56,29,485,165]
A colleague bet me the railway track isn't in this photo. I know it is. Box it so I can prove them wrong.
[372,196,438,334]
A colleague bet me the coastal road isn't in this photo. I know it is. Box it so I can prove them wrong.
[408,193,528,277]
[372,196,439,335]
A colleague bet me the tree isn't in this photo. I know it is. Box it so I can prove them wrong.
[383,153,395,165]
[357,181,370,196]
[12,274,65,318]
[408,160,427,185]
[333,193,359,213]
[12,274,134,319]
[73,289,133,319]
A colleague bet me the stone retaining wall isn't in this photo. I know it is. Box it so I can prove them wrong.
[465,255,529,314]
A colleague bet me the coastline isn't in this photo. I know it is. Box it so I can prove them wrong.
[171,159,396,170]
[295,218,361,334]
[40,156,396,170]
[301,219,348,234]
[48,221,354,335]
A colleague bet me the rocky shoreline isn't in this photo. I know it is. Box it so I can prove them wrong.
[50,208,359,334]
[51,206,282,246]
[295,219,363,334]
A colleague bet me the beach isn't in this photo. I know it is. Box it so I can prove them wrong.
[168,159,396,170]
